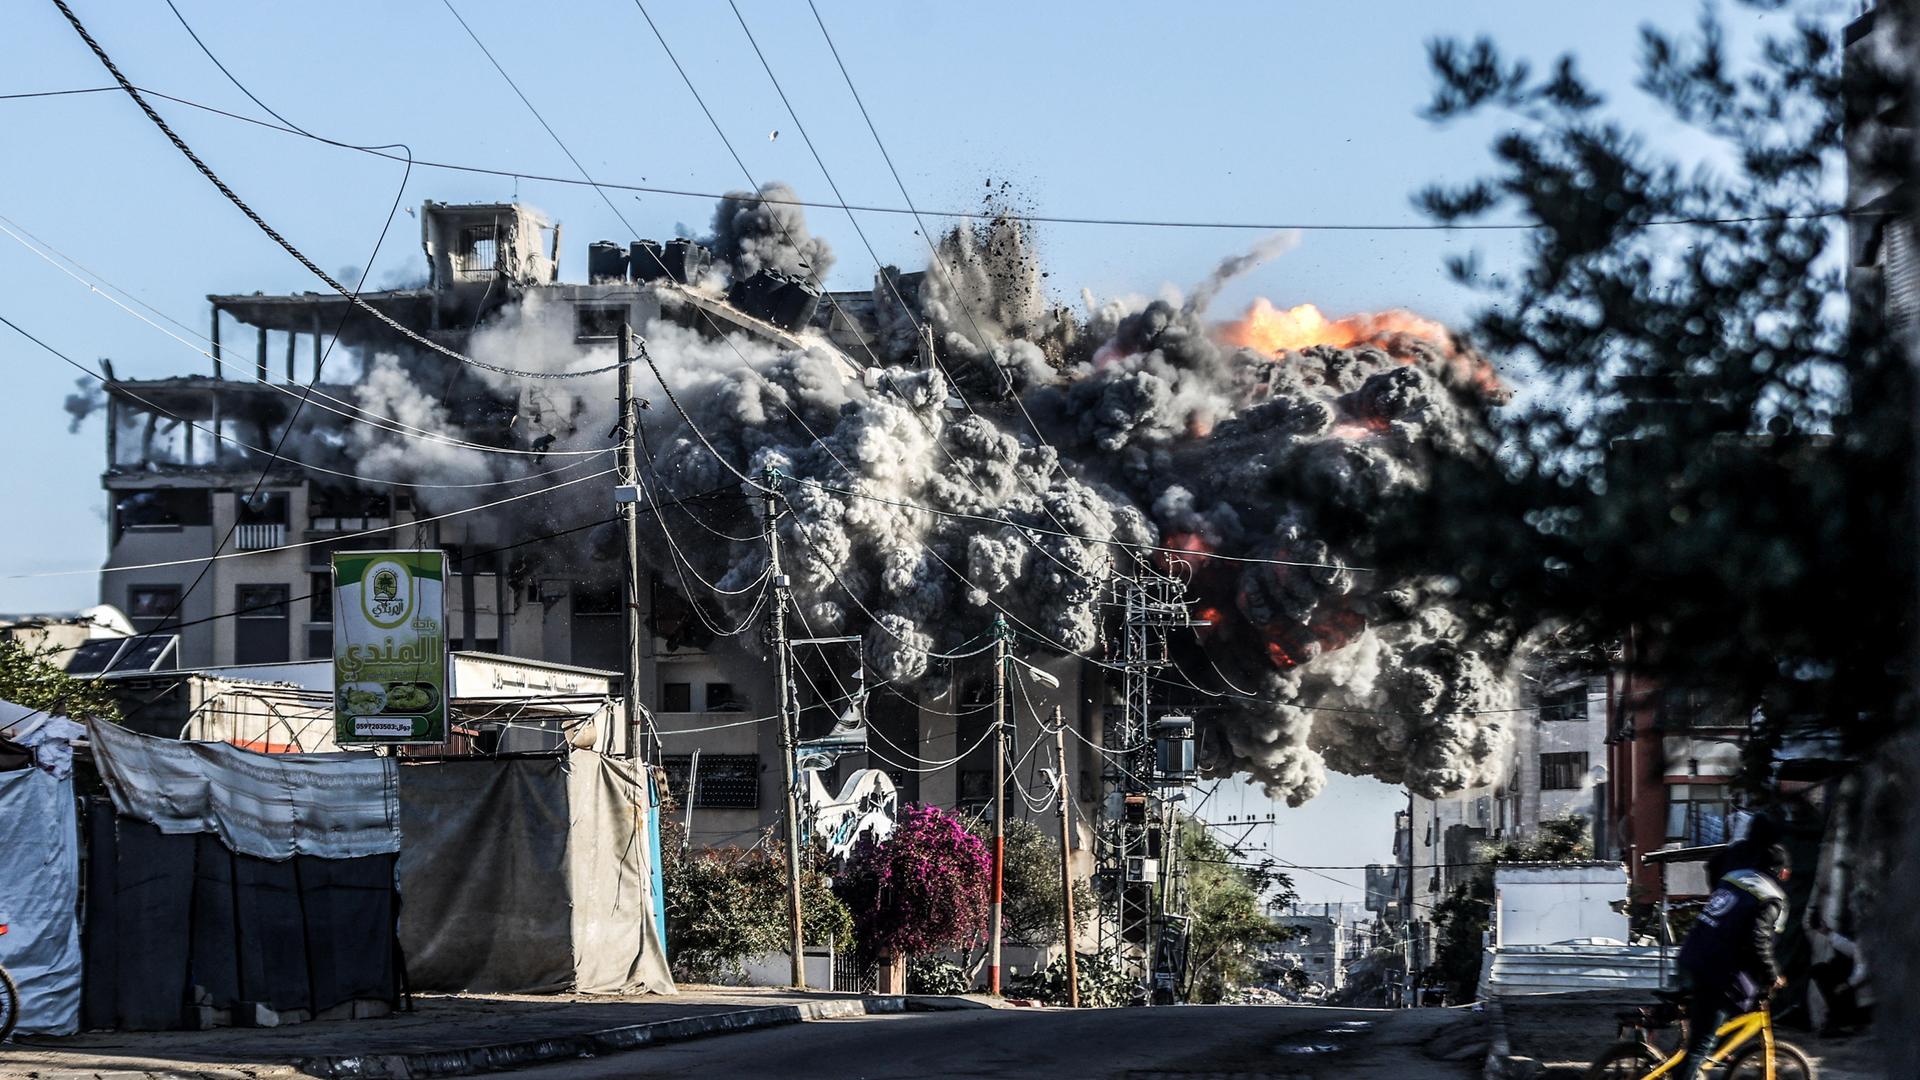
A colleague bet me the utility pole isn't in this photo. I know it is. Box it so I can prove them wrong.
[618,326,645,760]
[764,466,807,989]
[989,613,1008,995]
[1052,706,1079,1008]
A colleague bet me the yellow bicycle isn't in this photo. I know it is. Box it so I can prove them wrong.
[1586,991,1815,1079]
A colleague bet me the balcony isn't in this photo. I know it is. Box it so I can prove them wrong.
[235,523,287,551]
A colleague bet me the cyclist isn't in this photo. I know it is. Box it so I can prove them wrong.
[1671,843,1792,1080]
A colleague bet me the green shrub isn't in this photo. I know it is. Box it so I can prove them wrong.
[905,956,971,995]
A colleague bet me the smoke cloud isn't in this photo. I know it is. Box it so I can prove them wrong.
[183,187,1520,806]
[707,182,836,280]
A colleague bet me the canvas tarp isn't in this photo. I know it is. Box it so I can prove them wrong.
[89,719,398,861]
[0,765,82,1035]
[396,750,674,995]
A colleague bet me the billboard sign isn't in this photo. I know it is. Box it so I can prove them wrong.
[332,550,449,744]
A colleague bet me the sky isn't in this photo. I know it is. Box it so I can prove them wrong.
[0,0,1851,896]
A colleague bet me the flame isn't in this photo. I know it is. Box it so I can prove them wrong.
[1217,298,1452,356]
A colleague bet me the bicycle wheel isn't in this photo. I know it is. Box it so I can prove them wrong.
[1723,1039,1816,1080]
[0,962,17,1042]
[1585,1040,1664,1080]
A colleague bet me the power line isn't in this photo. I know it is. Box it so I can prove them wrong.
[47,1,635,382]
[37,484,741,657]
[0,306,612,488]
[16,466,616,580]
[3,85,1864,234]
[731,0,1106,589]
[0,211,611,457]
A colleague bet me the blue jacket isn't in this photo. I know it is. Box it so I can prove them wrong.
[1677,868,1789,994]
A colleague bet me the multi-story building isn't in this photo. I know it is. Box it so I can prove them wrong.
[1385,652,1611,973]
[1268,905,1347,991]
[86,199,1120,877]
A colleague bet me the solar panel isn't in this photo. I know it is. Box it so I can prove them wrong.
[63,635,179,676]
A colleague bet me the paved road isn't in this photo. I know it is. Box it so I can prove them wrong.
[501,1004,1485,1080]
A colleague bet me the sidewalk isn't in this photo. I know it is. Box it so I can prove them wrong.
[1485,991,1885,1080]
[0,987,999,1080]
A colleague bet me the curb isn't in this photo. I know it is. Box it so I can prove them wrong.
[301,995,991,1079]
[1480,997,1542,1080]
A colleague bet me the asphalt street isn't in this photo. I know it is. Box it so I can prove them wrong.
[497,1003,1485,1080]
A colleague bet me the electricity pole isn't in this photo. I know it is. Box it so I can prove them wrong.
[989,613,1008,995]
[763,466,806,989]
[1053,706,1079,1008]
[617,326,645,760]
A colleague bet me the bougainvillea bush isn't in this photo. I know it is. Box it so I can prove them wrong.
[836,803,991,960]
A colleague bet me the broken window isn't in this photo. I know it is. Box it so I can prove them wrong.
[704,682,738,712]
[309,487,392,532]
[236,491,288,526]
[458,225,498,274]
[113,489,210,540]
[575,302,628,342]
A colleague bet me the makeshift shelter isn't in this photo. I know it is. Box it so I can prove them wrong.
[396,749,675,995]
[83,721,401,1030]
[0,699,83,1035]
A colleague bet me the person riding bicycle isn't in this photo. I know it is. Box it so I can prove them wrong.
[1671,842,1792,1080]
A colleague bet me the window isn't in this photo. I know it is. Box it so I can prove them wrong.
[1667,784,1731,845]
[235,492,289,551]
[127,585,183,634]
[113,489,210,541]
[1540,684,1586,722]
[572,583,621,615]
[575,303,628,341]
[1540,751,1589,791]
[1659,687,1741,730]
[459,225,498,273]
[309,572,334,623]
[705,682,739,712]
[236,492,288,526]
[661,682,692,712]
[306,625,333,660]
[661,754,760,809]
[235,584,290,664]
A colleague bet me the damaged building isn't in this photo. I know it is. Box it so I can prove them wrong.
[90,198,1109,882]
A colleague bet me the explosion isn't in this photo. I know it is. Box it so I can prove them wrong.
[1218,298,1453,355]
[271,186,1519,807]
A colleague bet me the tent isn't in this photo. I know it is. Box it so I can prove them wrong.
[0,700,83,1035]
[396,750,675,995]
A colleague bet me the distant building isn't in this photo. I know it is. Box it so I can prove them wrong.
[1268,905,1346,990]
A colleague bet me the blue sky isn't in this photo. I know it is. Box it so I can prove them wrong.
[0,0,1845,891]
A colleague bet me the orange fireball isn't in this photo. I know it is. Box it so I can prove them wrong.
[1217,298,1452,355]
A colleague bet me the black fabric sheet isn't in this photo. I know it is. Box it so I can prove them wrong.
[81,806,397,1030]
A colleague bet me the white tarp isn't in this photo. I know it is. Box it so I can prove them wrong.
[0,767,82,1034]
[89,720,399,861]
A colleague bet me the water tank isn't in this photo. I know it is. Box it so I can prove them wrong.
[587,240,627,284]
[728,269,821,331]
[629,240,667,281]
[662,239,713,284]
